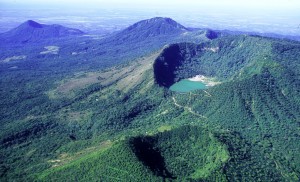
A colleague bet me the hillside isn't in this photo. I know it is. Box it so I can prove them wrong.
[38,126,229,181]
[0,17,300,181]
[154,35,300,87]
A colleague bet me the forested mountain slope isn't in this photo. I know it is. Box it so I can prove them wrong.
[0,17,299,181]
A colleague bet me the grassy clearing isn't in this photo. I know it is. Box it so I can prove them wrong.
[157,125,172,132]
[40,46,60,55]
[51,50,161,97]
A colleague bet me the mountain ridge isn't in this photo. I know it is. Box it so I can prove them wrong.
[0,20,84,44]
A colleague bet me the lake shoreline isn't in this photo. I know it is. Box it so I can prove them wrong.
[188,75,221,87]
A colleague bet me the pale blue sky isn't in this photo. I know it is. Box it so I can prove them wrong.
[1,0,300,11]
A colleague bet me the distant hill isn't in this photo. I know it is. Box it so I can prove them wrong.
[0,20,84,44]
[102,17,219,47]
[111,17,188,41]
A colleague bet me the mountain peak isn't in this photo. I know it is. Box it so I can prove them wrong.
[24,20,43,28]
[143,17,179,23]
[128,17,187,32]
[113,17,188,41]
[146,17,183,24]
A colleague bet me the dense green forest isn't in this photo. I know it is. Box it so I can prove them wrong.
[37,126,229,181]
[0,18,300,181]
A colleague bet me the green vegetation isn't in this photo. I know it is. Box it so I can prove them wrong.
[38,140,158,181]
[0,23,300,182]
[38,126,229,181]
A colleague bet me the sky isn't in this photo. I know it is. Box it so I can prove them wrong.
[1,0,300,11]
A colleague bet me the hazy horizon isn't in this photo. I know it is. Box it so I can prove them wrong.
[1,0,300,10]
[0,0,299,36]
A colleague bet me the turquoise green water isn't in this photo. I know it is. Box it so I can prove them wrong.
[169,79,207,93]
